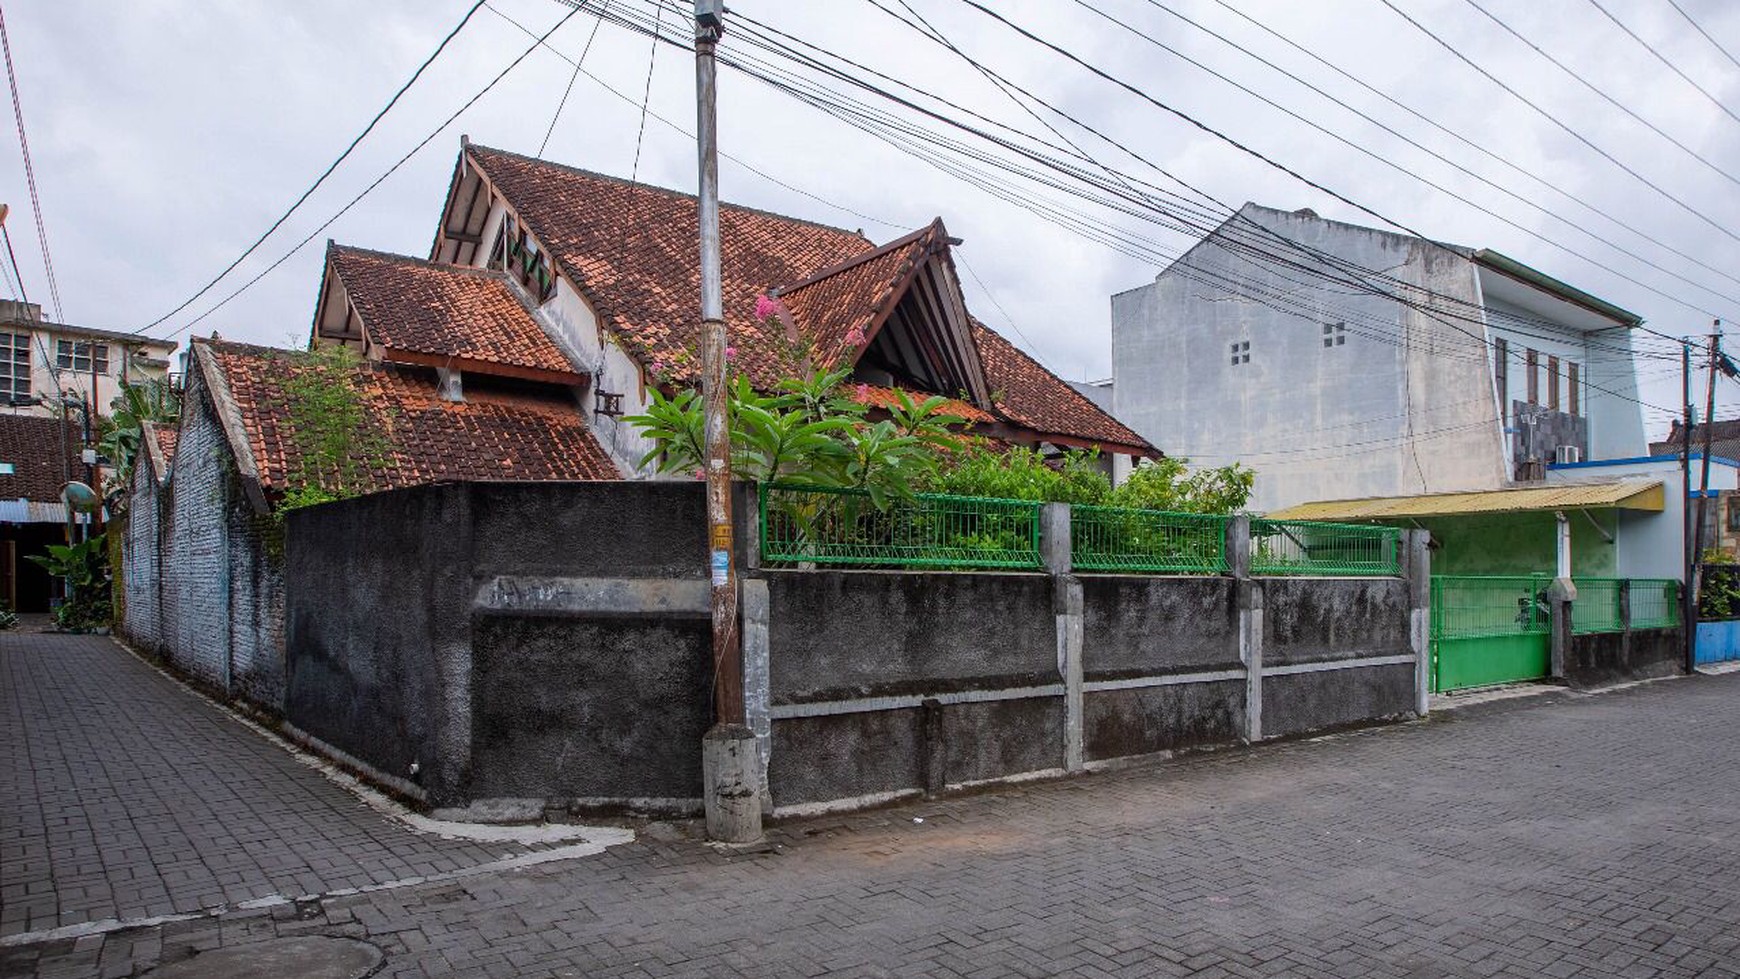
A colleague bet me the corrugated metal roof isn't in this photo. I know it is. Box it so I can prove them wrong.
[0,499,67,523]
[1266,480,1665,521]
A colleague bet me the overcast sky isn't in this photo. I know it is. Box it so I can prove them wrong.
[4,0,1739,442]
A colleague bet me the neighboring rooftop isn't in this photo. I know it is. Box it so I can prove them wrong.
[0,412,77,503]
[0,300,178,350]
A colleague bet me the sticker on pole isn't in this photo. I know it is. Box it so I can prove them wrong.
[711,549,730,585]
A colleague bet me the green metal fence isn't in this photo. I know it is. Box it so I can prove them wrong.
[1430,574,1552,692]
[1570,578,1624,635]
[1249,518,1403,576]
[758,483,1042,570]
[1070,506,1228,574]
[1629,578,1681,629]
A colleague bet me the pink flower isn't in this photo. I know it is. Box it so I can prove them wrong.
[651,359,668,375]
[694,469,706,480]
[754,294,784,320]
[724,346,738,361]
[844,326,867,347]
[855,383,870,400]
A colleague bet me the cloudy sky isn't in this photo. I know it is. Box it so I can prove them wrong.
[4,0,1739,441]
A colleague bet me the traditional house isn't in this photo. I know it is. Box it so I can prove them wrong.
[429,140,1154,474]
[0,412,81,612]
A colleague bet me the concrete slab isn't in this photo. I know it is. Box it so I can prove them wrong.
[141,937,383,978]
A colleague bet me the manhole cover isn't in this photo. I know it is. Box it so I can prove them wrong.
[143,936,384,979]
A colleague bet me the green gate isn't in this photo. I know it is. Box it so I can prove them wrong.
[1430,575,1552,692]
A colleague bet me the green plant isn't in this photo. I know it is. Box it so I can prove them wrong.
[1110,457,1255,514]
[924,445,1111,504]
[28,532,111,631]
[1701,548,1740,620]
[101,377,181,496]
[0,603,17,631]
[275,345,393,517]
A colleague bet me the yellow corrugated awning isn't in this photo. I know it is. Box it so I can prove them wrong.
[1266,479,1665,521]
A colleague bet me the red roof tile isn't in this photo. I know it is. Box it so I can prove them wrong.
[153,425,179,462]
[0,412,78,503]
[197,339,617,494]
[972,322,1151,451]
[328,245,579,381]
[847,383,993,424]
[464,144,1152,454]
[466,144,874,389]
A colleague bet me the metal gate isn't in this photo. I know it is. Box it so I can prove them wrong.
[1430,575,1552,692]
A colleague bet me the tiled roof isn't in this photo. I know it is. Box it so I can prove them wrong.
[154,425,179,462]
[972,323,1151,451]
[0,412,78,503]
[779,225,935,370]
[197,339,617,494]
[466,144,874,389]
[848,383,992,424]
[328,245,578,380]
[465,144,1153,454]
[138,420,178,485]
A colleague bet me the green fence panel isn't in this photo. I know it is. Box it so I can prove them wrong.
[1571,578,1624,635]
[1070,505,1228,574]
[1628,578,1681,630]
[1250,518,1403,576]
[1429,574,1551,692]
[759,483,1042,570]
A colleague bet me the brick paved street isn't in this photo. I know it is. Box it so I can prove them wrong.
[9,634,1740,977]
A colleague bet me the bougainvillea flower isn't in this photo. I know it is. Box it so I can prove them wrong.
[754,294,783,320]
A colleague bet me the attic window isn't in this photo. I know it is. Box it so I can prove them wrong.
[1322,322,1345,347]
[489,214,556,303]
[1229,340,1249,365]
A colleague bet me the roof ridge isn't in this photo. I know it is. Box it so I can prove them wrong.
[775,222,937,296]
[328,242,511,281]
[466,142,872,242]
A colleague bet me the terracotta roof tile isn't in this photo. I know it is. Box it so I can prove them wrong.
[198,339,617,493]
[0,413,78,503]
[972,322,1152,452]
[466,145,874,389]
[328,245,578,380]
[153,425,179,462]
[847,383,992,424]
[465,144,1152,454]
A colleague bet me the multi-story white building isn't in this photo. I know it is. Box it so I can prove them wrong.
[1110,204,1647,513]
[0,300,178,421]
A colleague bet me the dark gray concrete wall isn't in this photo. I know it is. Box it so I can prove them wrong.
[1566,626,1684,688]
[764,571,1056,702]
[469,482,710,580]
[1263,578,1411,665]
[284,483,473,805]
[1080,576,1239,678]
[1083,682,1244,761]
[1263,664,1416,739]
[469,616,711,803]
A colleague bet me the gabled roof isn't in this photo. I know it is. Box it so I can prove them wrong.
[971,323,1149,451]
[320,244,581,384]
[448,143,1153,454]
[847,383,993,424]
[139,421,177,488]
[0,413,77,503]
[191,339,616,506]
[450,143,872,390]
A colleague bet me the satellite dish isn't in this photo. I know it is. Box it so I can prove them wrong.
[61,481,100,514]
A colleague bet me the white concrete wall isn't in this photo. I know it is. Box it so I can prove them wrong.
[1547,457,1739,580]
[1111,204,1505,513]
[3,325,175,419]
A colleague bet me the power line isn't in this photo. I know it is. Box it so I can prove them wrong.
[629,3,660,182]
[165,3,587,340]
[0,1,62,321]
[1462,0,1740,192]
[135,0,489,335]
[1379,0,1740,249]
[538,2,606,158]
[1666,0,1740,74]
[1588,0,1740,130]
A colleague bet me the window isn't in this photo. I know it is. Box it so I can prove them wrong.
[488,213,556,303]
[1229,340,1249,365]
[1526,348,1539,404]
[1547,356,1560,411]
[1494,337,1508,425]
[1568,362,1580,416]
[0,332,27,401]
[55,339,108,374]
[1321,322,1346,347]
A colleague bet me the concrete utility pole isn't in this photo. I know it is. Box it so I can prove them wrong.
[1691,322,1723,652]
[1683,338,1695,671]
[693,0,761,844]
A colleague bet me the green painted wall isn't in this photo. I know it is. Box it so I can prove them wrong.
[1377,510,1620,577]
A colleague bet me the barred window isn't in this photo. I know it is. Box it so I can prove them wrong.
[1321,322,1346,347]
[0,332,28,400]
[55,339,108,374]
[1229,340,1250,365]
[488,213,557,303]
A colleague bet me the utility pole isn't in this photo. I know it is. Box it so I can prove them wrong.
[1683,338,1695,671]
[693,0,761,844]
[1691,321,1723,658]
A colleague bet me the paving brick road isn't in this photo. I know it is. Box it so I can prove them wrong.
[9,634,1740,977]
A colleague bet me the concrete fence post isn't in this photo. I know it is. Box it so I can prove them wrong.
[1406,529,1432,716]
[1055,574,1084,772]
[741,577,772,811]
[1040,502,1072,575]
[1229,514,1262,743]
[1548,579,1576,681]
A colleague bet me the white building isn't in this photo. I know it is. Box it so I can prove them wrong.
[1110,204,1647,513]
[0,300,178,421]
